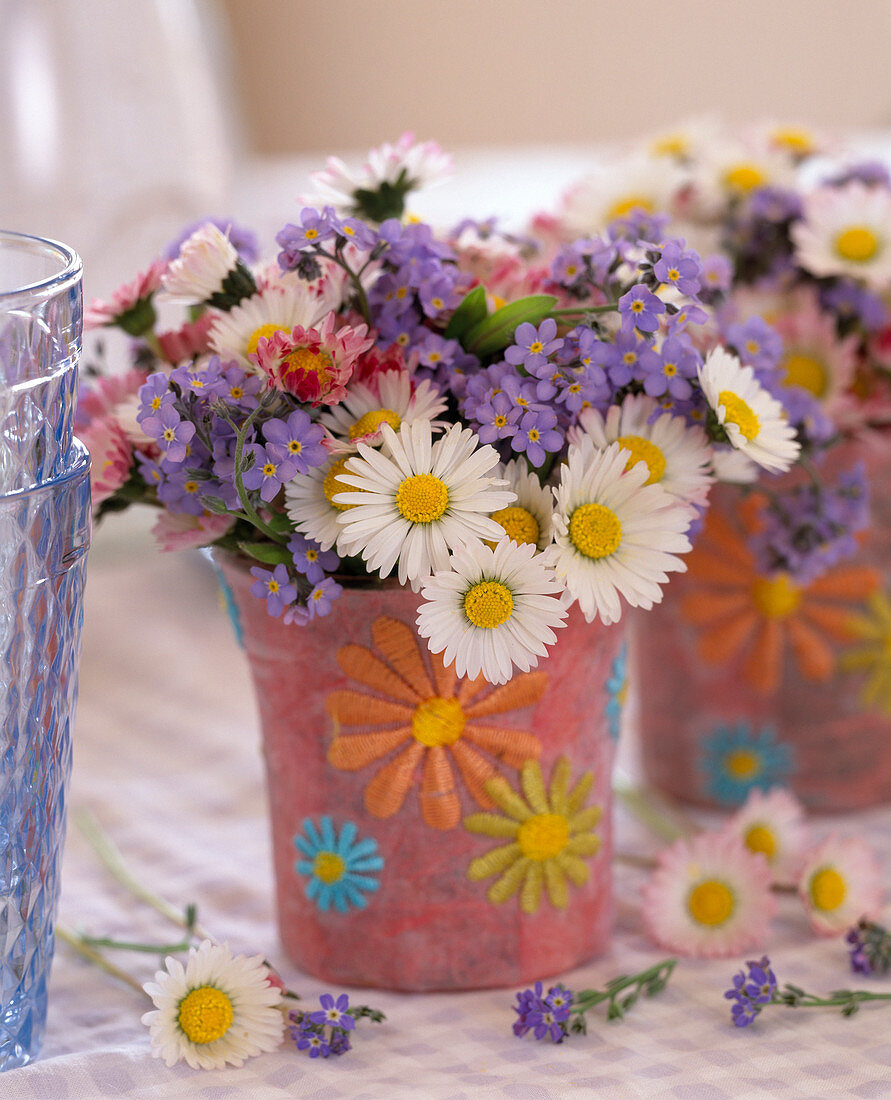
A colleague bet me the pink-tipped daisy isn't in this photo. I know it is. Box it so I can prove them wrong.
[718,787,809,883]
[641,831,776,958]
[150,511,235,553]
[792,181,891,290]
[798,835,883,935]
[251,313,374,406]
[80,418,132,507]
[160,222,240,304]
[84,260,166,330]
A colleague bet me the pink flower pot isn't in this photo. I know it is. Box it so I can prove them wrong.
[216,554,624,991]
[631,435,891,813]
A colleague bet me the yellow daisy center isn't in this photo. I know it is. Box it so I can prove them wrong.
[178,986,234,1045]
[616,434,667,485]
[607,195,655,220]
[723,164,766,194]
[518,812,570,861]
[651,133,689,158]
[349,408,402,440]
[323,457,358,511]
[809,867,846,912]
[744,823,777,860]
[396,473,449,523]
[463,580,514,629]
[490,505,540,547]
[751,574,801,619]
[725,749,761,779]
[412,696,465,747]
[834,226,879,263]
[569,502,622,559]
[783,352,828,397]
[719,390,760,441]
[313,851,346,884]
[282,346,333,385]
[771,126,815,154]
[687,879,735,926]
[246,322,285,358]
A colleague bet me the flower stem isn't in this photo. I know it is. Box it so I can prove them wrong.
[612,775,697,842]
[73,809,212,941]
[78,934,196,955]
[571,959,677,1025]
[55,924,151,1000]
[218,402,290,545]
[774,984,891,1015]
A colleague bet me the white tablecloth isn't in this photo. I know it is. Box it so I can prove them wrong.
[3,516,890,1099]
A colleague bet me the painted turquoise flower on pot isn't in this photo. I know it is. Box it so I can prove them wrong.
[699,723,794,806]
[605,643,628,742]
[294,816,384,913]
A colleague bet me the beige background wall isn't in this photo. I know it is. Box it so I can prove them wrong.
[219,0,891,155]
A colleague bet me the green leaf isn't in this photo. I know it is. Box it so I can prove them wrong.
[199,495,229,515]
[263,510,294,534]
[443,284,488,340]
[237,541,292,565]
[462,295,557,358]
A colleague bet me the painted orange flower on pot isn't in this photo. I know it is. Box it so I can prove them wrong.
[327,616,547,830]
[680,508,880,694]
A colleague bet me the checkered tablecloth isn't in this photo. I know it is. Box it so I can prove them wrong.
[4,517,890,1099]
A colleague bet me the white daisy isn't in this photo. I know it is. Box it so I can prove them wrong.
[718,787,808,883]
[791,181,891,289]
[641,831,776,958]
[334,420,514,590]
[489,458,555,551]
[691,141,795,218]
[798,835,883,935]
[417,537,567,685]
[559,154,685,236]
[572,395,714,507]
[319,368,447,449]
[141,940,283,1071]
[711,445,760,485]
[548,439,694,626]
[285,453,355,552]
[698,347,800,473]
[209,281,340,370]
[160,223,240,304]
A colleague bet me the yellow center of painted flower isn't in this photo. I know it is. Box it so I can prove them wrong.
[412,696,465,747]
[719,390,760,441]
[518,812,570,861]
[725,749,761,779]
[771,126,815,154]
[569,502,622,559]
[396,473,449,523]
[834,226,879,263]
[607,195,655,220]
[246,323,286,358]
[744,823,777,860]
[323,457,358,511]
[463,580,514,628]
[751,574,801,619]
[687,880,735,926]
[783,352,828,397]
[809,867,847,911]
[490,505,540,547]
[177,986,234,1045]
[616,434,667,485]
[348,407,402,440]
[313,851,346,884]
[723,164,766,193]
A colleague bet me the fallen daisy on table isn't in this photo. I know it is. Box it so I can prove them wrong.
[797,834,883,935]
[717,786,809,884]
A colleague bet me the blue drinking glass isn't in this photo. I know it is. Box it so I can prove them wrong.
[0,231,90,1070]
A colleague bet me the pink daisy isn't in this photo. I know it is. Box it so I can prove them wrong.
[84,260,167,329]
[771,288,858,410]
[718,787,808,883]
[80,418,132,506]
[798,835,883,935]
[157,313,215,365]
[641,831,776,958]
[77,369,147,429]
[150,511,234,553]
[251,314,373,406]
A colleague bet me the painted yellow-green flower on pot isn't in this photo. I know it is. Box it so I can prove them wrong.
[840,589,891,714]
[464,756,601,914]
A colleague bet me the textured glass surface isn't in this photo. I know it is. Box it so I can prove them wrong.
[0,445,90,1070]
[0,232,87,1070]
